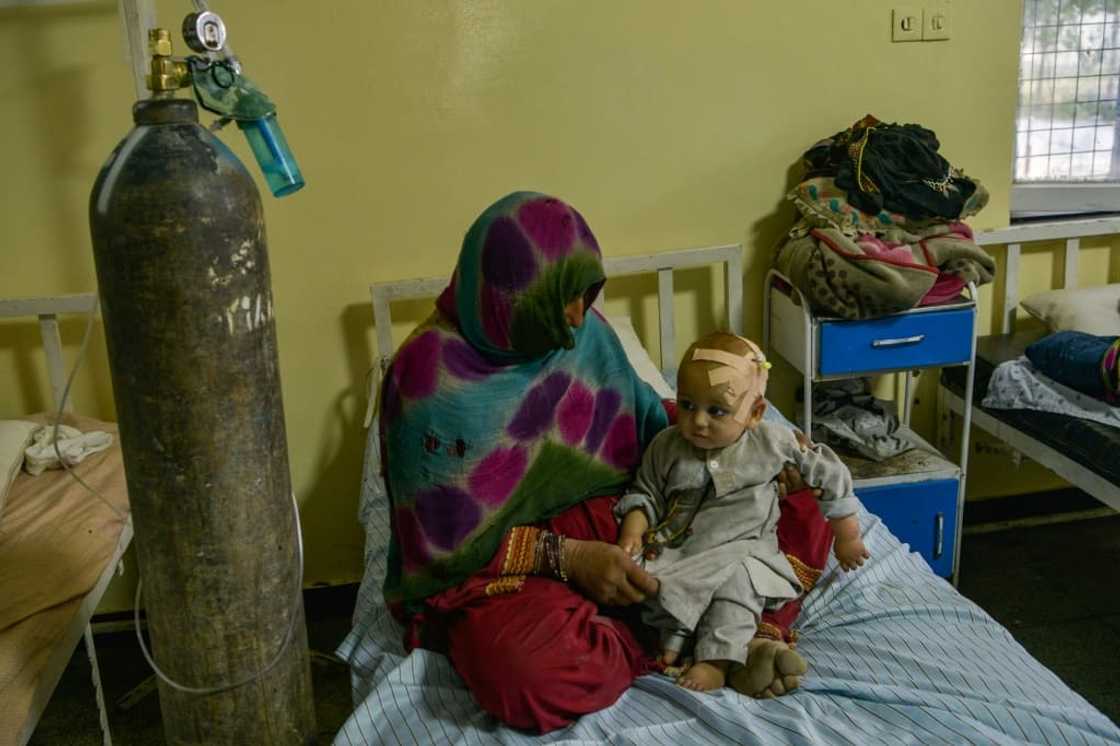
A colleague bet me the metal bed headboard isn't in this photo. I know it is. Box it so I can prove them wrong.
[370,244,744,378]
[976,216,1120,334]
[0,293,98,413]
[0,292,120,746]
[938,218,1120,507]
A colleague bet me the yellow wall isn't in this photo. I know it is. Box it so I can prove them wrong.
[2,1,1035,611]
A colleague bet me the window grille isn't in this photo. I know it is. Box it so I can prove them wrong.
[1016,0,1120,182]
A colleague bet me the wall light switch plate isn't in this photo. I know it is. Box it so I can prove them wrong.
[892,5,922,42]
[923,2,951,40]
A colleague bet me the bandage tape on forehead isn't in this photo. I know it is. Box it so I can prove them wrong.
[691,344,770,423]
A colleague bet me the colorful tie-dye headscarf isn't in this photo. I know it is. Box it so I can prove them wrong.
[380,192,668,607]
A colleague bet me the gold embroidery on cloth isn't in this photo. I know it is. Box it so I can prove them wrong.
[501,526,541,576]
[484,575,526,596]
[786,553,822,591]
[756,621,785,641]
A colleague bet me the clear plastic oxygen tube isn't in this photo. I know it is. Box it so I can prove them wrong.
[237,114,305,197]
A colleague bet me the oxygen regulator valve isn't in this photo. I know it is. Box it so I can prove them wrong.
[143,8,304,197]
[146,28,191,93]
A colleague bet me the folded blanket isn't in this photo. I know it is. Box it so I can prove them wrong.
[1025,330,1120,404]
[23,424,113,476]
[789,175,988,238]
[775,221,995,319]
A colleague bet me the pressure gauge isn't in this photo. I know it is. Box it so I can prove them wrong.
[182,11,227,53]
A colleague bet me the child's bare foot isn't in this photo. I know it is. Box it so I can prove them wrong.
[728,638,807,699]
[677,660,729,692]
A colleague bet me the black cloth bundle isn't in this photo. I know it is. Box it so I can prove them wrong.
[802,113,980,222]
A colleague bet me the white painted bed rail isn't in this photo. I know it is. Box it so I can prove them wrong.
[975,216,1120,246]
[938,218,1120,508]
[976,217,1120,334]
[0,294,98,414]
[370,244,743,377]
[0,291,118,746]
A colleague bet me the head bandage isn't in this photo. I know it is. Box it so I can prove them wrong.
[690,337,772,423]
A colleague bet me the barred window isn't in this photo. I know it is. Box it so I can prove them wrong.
[1016,0,1120,184]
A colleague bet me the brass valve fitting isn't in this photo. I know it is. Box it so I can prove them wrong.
[146,28,191,93]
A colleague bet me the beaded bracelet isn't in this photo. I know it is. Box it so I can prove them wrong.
[531,529,548,576]
[545,532,561,580]
[535,531,570,582]
[554,533,569,583]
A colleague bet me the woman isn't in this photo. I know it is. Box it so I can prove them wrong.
[379,192,832,733]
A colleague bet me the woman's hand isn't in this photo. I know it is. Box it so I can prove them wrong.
[617,510,649,557]
[775,464,823,499]
[775,430,823,498]
[564,538,658,606]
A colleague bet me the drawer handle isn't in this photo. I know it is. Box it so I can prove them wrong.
[934,512,944,559]
[872,334,926,348]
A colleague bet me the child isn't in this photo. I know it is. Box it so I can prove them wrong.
[616,331,869,692]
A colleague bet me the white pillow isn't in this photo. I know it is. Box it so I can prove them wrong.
[0,420,39,520]
[1020,284,1120,336]
[604,315,675,399]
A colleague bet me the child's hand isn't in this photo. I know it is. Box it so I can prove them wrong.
[618,533,643,557]
[833,536,870,571]
[618,510,649,557]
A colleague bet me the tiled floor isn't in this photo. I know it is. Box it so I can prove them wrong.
[26,513,1120,744]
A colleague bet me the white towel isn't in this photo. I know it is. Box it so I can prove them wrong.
[24,424,113,476]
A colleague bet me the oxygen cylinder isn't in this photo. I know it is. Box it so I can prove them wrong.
[88,96,315,744]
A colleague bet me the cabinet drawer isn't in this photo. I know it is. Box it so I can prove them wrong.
[855,478,958,577]
[818,307,973,376]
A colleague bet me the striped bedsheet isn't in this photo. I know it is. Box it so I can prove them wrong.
[337,432,1120,745]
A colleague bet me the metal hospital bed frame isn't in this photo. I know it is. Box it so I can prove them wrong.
[938,217,1120,510]
[370,244,744,380]
[0,293,133,746]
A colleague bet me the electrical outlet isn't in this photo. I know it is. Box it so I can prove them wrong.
[923,2,951,41]
[892,5,922,43]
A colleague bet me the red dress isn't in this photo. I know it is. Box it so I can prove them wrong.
[408,486,833,733]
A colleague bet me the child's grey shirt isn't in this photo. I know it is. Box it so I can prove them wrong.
[615,420,860,631]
